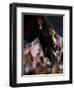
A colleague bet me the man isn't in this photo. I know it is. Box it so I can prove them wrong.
[35,16,54,64]
[48,28,63,73]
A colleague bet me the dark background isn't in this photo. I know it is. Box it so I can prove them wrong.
[23,15,63,41]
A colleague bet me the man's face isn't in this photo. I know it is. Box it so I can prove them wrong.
[49,28,56,37]
[51,30,56,36]
[36,17,43,26]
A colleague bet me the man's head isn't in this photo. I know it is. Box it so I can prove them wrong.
[36,16,44,27]
[48,27,56,37]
